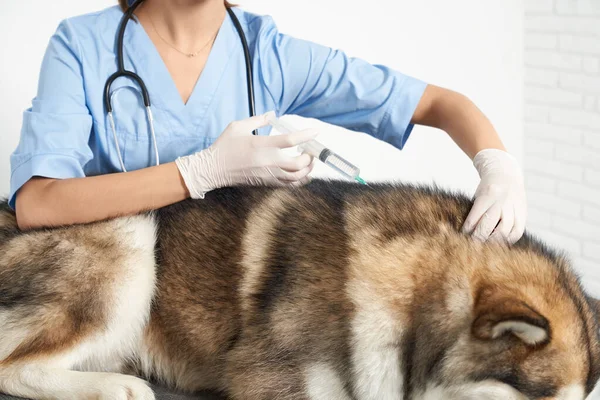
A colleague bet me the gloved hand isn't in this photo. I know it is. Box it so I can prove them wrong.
[175,111,317,199]
[462,149,527,244]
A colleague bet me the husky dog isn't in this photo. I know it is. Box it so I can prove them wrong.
[0,180,599,400]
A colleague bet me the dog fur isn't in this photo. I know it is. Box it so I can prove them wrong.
[0,180,599,400]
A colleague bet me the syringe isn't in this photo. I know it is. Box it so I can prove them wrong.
[267,115,367,185]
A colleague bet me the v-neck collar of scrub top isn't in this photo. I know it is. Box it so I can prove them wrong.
[124,9,240,136]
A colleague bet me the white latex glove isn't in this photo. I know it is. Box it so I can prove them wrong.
[175,111,317,199]
[462,149,527,244]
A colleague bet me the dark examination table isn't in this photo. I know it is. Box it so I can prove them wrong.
[0,385,225,400]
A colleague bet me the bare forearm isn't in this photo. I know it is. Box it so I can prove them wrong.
[16,162,189,230]
[411,84,505,159]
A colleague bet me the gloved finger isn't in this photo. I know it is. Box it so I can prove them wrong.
[273,152,314,171]
[280,155,316,173]
[256,173,312,187]
[489,205,514,243]
[508,224,525,245]
[462,195,496,235]
[260,128,319,149]
[272,162,314,182]
[472,202,503,242]
[242,169,282,186]
[227,111,276,135]
[507,205,526,244]
[287,176,312,187]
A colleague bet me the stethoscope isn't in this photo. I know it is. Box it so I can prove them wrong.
[104,0,256,172]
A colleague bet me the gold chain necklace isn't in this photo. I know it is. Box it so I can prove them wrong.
[149,14,217,58]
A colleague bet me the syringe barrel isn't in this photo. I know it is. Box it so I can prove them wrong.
[322,152,360,179]
[266,114,361,180]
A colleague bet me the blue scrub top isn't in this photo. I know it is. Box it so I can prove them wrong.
[8,5,427,209]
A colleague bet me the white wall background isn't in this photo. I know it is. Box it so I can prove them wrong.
[0,0,524,197]
[524,0,600,296]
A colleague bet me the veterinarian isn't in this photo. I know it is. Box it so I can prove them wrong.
[9,0,526,244]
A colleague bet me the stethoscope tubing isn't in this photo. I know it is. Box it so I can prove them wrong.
[104,0,256,172]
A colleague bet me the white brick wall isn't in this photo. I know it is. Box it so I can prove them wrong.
[525,0,600,295]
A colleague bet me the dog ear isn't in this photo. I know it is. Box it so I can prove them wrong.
[472,293,550,346]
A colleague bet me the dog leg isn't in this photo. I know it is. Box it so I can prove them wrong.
[225,337,352,400]
[0,215,158,399]
[226,361,310,400]
[0,364,155,400]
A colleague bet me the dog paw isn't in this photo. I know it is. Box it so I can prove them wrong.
[93,373,155,400]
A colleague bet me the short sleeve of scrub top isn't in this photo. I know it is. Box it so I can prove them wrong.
[252,15,428,151]
[9,20,94,209]
[8,6,427,210]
